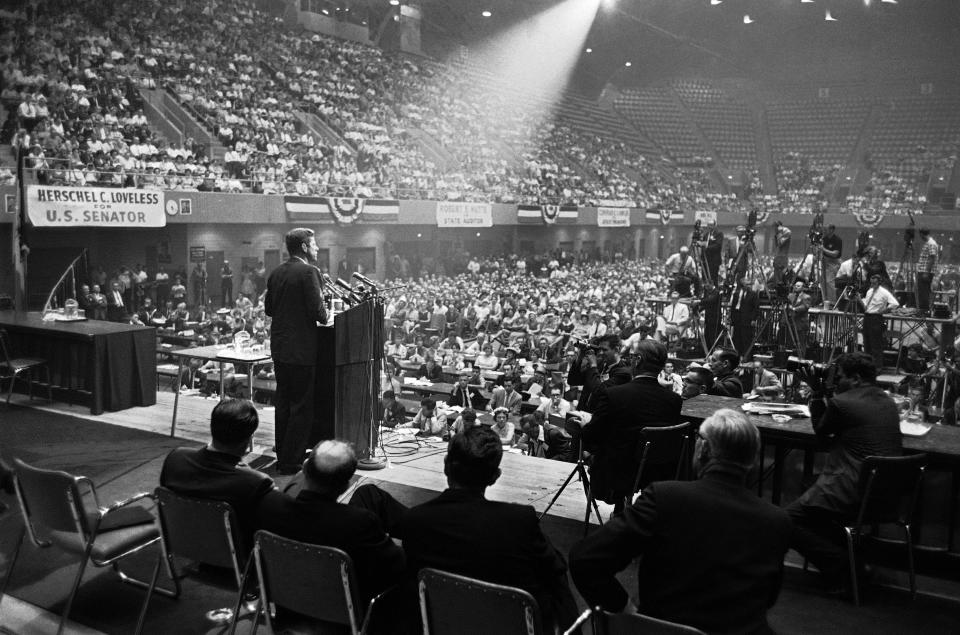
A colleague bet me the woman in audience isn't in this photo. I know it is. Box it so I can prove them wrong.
[491,407,515,446]
[475,344,500,371]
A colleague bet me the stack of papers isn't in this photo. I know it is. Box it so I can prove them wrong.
[741,403,810,418]
[404,377,434,386]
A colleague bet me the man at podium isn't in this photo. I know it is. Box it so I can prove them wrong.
[265,228,328,474]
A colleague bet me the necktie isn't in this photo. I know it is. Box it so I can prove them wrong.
[736,290,743,311]
[115,291,123,308]
[462,388,472,409]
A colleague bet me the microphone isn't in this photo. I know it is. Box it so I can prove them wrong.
[352,272,378,289]
[335,278,359,304]
[321,273,345,297]
[335,278,354,294]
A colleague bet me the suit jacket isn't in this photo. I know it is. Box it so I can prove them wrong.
[255,489,405,602]
[578,360,633,413]
[488,386,522,415]
[796,385,902,515]
[708,370,744,398]
[582,374,682,503]
[569,465,792,634]
[397,488,575,630]
[729,287,759,322]
[448,384,485,409]
[264,257,326,365]
[159,447,278,550]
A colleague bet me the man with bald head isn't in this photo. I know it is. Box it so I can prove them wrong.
[570,409,791,633]
[256,440,405,602]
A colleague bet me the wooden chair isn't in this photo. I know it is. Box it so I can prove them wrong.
[12,458,171,635]
[418,568,543,635]
[844,454,927,605]
[0,327,52,405]
[232,530,392,635]
[627,422,693,509]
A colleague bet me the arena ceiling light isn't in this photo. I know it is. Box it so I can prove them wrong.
[481,10,492,18]
[710,0,722,5]
[389,0,399,5]
[743,14,754,24]
[825,10,838,21]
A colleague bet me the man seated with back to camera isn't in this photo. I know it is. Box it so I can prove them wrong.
[256,440,406,607]
[706,348,744,398]
[788,352,902,596]
[574,339,682,514]
[397,426,578,631]
[569,409,791,634]
[159,399,280,551]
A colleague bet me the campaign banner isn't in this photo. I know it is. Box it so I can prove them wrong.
[595,199,635,208]
[436,202,493,228]
[517,204,578,225]
[26,185,166,227]
[597,207,630,227]
[284,196,400,224]
[694,210,717,225]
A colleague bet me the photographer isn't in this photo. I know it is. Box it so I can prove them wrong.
[789,352,901,595]
[664,246,698,297]
[863,274,899,368]
[773,221,792,286]
[821,225,842,304]
[577,334,633,413]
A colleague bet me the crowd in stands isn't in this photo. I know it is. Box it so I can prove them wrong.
[1,1,956,215]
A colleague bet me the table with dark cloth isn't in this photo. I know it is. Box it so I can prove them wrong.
[0,311,156,414]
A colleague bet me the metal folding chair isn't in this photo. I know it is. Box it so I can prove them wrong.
[0,327,52,405]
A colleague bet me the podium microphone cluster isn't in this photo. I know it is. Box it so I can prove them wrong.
[352,272,379,289]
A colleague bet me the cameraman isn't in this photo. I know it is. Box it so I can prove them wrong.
[578,334,632,413]
[789,352,901,594]
[773,221,791,286]
[821,225,842,304]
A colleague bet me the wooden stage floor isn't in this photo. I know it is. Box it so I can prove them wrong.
[5,391,612,524]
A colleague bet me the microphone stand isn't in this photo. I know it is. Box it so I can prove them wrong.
[357,280,388,471]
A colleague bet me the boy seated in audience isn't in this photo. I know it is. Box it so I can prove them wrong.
[380,390,407,428]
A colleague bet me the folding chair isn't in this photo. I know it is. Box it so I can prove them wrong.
[418,567,543,635]
[844,454,927,605]
[0,327,52,405]
[140,487,250,627]
[627,422,693,508]
[12,458,170,635]
[233,530,392,635]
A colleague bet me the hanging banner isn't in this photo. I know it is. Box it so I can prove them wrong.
[694,210,717,225]
[436,202,493,228]
[597,207,631,227]
[283,196,400,224]
[517,204,579,225]
[853,209,884,228]
[644,208,684,225]
[26,185,166,227]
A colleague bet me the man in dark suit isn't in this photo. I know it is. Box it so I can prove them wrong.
[256,440,406,604]
[789,352,902,593]
[569,409,791,634]
[448,371,485,410]
[576,339,682,510]
[106,281,127,322]
[397,426,577,632]
[578,334,633,414]
[729,276,759,359]
[706,348,744,398]
[160,399,279,549]
[265,228,328,474]
[701,220,724,285]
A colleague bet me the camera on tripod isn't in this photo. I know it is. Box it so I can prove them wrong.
[692,219,703,242]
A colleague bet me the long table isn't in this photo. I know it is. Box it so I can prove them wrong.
[0,311,156,414]
[682,394,960,579]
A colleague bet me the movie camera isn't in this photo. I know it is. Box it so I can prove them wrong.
[787,359,839,396]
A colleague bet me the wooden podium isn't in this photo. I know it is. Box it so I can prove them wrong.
[328,300,383,457]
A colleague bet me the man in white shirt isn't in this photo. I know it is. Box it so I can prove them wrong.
[656,292,690,342]
[862,274,899,368]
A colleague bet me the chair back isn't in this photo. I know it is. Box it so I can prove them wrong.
[855,454,927,527]
[13,459,90,549]
[0,328,14,367]
[154,487,243,582]
[632,422,693,494]
[593,610,707,635]
[418,568,542,635]
[253,531,362,631]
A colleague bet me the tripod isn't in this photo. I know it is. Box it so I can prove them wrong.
[745,295,802,362]
[690,221,712,287]
[539,435,604,536]
[827,284,864,363]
